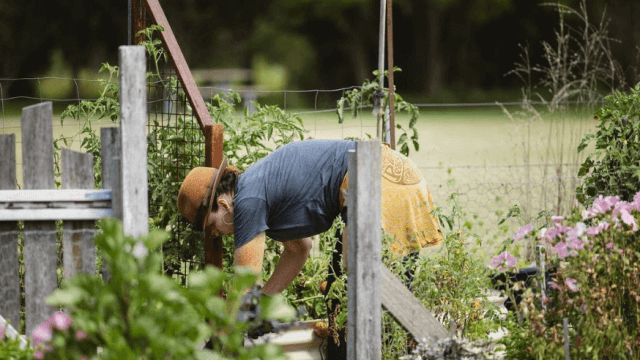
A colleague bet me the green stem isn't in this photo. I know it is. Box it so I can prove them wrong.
[291,295,324,304]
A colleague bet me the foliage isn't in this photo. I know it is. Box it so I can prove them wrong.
[206,92,307,172]
[313,194,503,359]
[497,192,640,359]
[39,218,294,360]
[58,62,120,188]
[56,25,307,280]
[577,83,640,205]
[336,68,420,156]
[410,194,499,341]
[0,329,34,360]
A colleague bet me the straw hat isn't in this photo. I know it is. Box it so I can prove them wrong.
[177,159,228,232]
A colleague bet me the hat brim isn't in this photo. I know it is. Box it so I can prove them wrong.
[201,158,228,232]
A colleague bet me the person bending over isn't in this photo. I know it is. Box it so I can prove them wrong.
[177,139,443,296]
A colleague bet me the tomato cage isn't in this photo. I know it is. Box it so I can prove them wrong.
[131,0,224,286]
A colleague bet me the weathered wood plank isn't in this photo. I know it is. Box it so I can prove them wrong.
[0,134,20,330]
[21,102,57,336]
[101,128,122,221]
[100,127,121,282]
[381,265,450,344]
[119,46,148,238]
[0,313,27,349]
[347,140,382,360]
[0,209,112,221]
[0,189,111,202]
[62,149,96,278]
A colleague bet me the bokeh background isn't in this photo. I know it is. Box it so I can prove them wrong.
[1,0,639,258]
[2,0,639,102]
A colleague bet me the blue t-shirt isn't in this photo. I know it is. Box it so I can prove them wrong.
[233,139,355,249]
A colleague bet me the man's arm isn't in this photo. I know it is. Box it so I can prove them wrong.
[260,237,312,295]
[235,232,266,278]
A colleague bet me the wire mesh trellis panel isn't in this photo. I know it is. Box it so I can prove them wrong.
[135,0,209,285]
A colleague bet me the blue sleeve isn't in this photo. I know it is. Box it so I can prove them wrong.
[233,197,269,249]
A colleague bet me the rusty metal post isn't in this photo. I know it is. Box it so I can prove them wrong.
[131,0,146,44]
[205,124,224,269]
[145,0,213,131]
[386,0,396,149]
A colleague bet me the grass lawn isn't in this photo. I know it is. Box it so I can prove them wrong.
[1,101,598,262]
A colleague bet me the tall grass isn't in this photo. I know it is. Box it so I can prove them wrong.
[500,0,626,246]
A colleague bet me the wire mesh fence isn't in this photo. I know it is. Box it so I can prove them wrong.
[0,77,609,358]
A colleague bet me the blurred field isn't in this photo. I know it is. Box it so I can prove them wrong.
[1,104,598,260]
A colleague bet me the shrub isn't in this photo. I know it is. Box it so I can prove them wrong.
[499,191,640,359]
[39,218,295,360]
[577,83,640,205]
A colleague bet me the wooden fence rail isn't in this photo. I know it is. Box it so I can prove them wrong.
[0,46,147,341]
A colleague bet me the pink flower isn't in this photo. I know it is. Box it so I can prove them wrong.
[32,321,52,347]
[492,252,517,271]
[552,242,569,258]
[613,201,632,216]
[582,208,597,220]
[549,281,560,290]
[633,191,640,210]
[75,329,88,341]
[552,216,565,224]
[34,350,44,360]
[568,237,584,250]
[565,278,579,292]
[593,196,608,213]
[620,209,638,231]
[542,228,561,242]
[592,254,599,262]
[49,312,72,331]
[605,196,620,209]
[556,224,572,233]
[514,224,533,240]
[588,222,610,236]
[606,242,614,249]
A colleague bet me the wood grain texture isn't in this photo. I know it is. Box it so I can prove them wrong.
[21,102,57,336]
[0,209,111,221]
[101,127,122,221]
[62,149,96,279]
[21,102,54,190]
[0,134,20,329]
[347,140,382,360]
[381,265,450,344]
[119,46,148,238]
[0,189,111,202]
[100,127,122,282]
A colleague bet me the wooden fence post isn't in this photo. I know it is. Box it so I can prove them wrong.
[119,46,148,238]
[62,149,96,278]
[21,102,57,336]
[101,127,122,281]
[0,134,20,329]
[347,140,382,360]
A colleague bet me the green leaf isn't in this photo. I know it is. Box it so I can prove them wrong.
[260,294,296,322]
[46,286,86,307]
